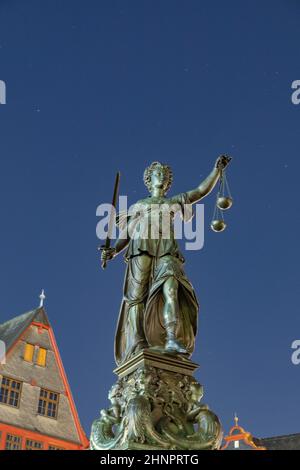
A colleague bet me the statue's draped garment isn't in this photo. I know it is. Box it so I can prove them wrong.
[114,193,199,365]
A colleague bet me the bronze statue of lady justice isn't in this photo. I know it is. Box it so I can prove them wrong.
[100,155,231,366]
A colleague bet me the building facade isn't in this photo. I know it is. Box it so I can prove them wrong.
[222,416,300,451]
[0,306,88,450]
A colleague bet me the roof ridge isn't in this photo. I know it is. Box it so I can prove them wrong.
[260,433,300,441]
[0,308,39,328]
[0,306,50,354]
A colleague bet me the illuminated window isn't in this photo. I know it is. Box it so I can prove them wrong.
[24,343,34,362]
[0,376,22,408]
[24,344,48,367]
[38,388,59,419]
[5,434,22,450]
[25,439,43,450]
[36,347,47,367]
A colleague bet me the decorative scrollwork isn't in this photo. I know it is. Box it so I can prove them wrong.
[90,364,222,450]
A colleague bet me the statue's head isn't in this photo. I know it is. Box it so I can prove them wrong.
[189,382,204,403]
[143,161,173,195]
[108,383,120,402]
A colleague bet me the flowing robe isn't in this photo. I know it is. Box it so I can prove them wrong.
[114,193,199,365]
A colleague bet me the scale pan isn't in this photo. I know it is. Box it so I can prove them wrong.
[211,220,227,232]
[217,196,233,210]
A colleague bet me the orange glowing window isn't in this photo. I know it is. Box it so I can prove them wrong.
[36,347,47,367]
[24,343,34,362]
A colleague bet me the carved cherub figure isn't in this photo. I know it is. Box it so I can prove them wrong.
[100,383,121,424]
[186,382,209,422]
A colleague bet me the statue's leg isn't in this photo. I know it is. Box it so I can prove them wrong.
[162,276,187,354]
[123,254,152,359]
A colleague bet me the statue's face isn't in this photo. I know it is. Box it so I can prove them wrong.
[150,166,167,193]
[190,383,203,402]
[108,384,118,400]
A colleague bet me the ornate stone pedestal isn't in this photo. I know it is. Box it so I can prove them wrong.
[90,349,222,450]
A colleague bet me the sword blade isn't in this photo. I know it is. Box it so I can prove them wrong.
[101,171,120,268]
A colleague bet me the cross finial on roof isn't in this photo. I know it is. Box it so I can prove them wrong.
[234,412,239,427]
[39,289,46,308]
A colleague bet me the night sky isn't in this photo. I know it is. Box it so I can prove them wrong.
[0,1,299,439]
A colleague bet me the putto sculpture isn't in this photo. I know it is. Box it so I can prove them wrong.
[91,155,232,450]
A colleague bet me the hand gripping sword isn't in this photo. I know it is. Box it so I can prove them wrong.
[100,171,120,269]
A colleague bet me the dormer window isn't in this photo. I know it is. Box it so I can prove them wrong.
[37,347,47,367]
[23,343,47,367]
[24,343,34,363]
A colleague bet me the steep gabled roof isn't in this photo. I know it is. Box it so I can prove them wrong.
[254,433,300,450]
[0,305,89,448]
[0,307,49,353]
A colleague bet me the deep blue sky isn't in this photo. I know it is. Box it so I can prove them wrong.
[0,0,299,440]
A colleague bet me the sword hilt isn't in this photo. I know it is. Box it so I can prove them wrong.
[99,245,114,270]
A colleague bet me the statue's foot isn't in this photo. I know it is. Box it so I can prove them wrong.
[165,338,187,354]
